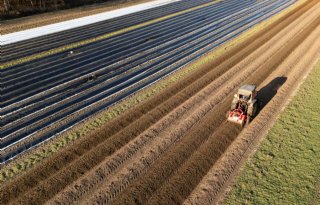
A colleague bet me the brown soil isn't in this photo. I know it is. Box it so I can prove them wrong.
[1,0,320,204]
[1,0,151,34]
[185,20,320,205]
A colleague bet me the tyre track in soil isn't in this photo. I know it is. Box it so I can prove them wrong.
[79,4,320,204]
[185,22,320,205]
[144,17,320,205]
[48,0,320,204]
[0,0,316,204]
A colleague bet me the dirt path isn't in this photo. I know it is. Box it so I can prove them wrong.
[1,0,320,204]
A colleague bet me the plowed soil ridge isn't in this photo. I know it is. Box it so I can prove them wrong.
[105,9,320,205]
[185,22,320,205]
[56,6,320,203]
[1,0,319,204]
[146,17,320,205]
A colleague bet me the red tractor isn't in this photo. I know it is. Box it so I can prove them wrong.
[227,85,259,127]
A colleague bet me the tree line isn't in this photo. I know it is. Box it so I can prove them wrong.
[1,0,116,19]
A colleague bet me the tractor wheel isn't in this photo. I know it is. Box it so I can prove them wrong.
[246,116,251,126]
[252,103,258,117]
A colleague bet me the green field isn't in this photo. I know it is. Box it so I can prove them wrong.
[225,60,320,205]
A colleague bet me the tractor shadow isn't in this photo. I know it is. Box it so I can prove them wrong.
[258,76,287,110]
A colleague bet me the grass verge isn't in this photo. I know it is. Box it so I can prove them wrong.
[225,59,320,205]
[0,1,219,70]
[0,0,306,184]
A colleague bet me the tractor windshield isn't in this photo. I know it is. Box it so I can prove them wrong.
[240,94,250,101]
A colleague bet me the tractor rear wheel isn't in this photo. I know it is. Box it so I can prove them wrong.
[252,103,258,117]
[246,116,251,126]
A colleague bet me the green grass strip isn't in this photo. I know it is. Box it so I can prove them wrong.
[0,1,218,70]
[225,60,320,205]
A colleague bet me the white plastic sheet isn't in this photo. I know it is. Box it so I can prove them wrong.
[1,0,180,45]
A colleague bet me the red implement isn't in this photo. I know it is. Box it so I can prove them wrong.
[227,108,247,127]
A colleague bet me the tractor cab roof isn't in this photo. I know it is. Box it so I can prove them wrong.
[238,84,256,96]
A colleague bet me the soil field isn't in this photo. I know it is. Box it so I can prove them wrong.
[1,0,320,204]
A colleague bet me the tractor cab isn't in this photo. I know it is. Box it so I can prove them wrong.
[227,85,259,127]
[238,84,256,101]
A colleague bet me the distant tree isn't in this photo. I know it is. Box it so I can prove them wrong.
[3,0,10,12]
[1,0,114,18]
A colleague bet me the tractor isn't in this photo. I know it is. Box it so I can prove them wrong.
[226,84,259,127]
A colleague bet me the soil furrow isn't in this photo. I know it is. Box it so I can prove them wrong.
[144,12,320,205]
[184,23,320,205]
[92,11,319,203]
[51,3,320,203]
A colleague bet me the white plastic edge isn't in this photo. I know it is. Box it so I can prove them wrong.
[0,0,181,45]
